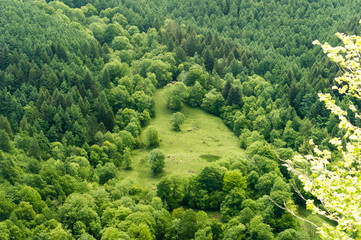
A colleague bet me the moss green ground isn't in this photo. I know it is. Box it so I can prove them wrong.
[118,88,246,188]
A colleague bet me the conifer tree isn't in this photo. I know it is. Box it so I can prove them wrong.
[202,48,215,72]
[226,86,243,108]
[222,80,232,99]
[0,44,10,70]
[0,130,11,152]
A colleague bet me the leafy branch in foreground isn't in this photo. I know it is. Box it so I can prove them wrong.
[285,22,361,240]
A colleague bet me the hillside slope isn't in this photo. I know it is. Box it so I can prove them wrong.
[122,88,246,187]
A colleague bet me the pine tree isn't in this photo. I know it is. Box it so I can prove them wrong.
[226,86,243,108]
[202,48,215,72]
[0,130,11,152]
[184,33,197,57]
[0,116,13,138]
[102,69,111,88]
[222,80,232,99]
[0,45,10,70]
[56,43,68,62]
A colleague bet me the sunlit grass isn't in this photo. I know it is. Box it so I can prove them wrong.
[118,88,246,188]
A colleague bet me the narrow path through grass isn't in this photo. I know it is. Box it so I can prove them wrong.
[119,88,246,188]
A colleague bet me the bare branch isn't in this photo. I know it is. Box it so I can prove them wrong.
[291,180,307,202]
[269,197,319,229]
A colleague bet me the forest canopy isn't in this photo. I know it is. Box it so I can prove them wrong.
[0,0,359,239]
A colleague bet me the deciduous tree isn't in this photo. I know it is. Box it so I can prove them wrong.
[149,149,165,175]
[285,26,361,239]
[170,112,185,131]
[144,126,160,148]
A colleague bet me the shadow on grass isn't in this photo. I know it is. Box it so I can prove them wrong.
[199,154,221,162]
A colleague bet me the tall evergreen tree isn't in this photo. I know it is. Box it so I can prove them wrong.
[226,86,243,108]
[0,130,11,152]
[0,45,10,70]
[222,80,232,99]
[202,48,215,72]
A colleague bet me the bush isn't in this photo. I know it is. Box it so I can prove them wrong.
[170,112,185,131]
[144,126,160,148]
[148,149,165,175]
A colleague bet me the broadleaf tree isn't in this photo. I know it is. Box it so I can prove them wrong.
[285,22,361,239]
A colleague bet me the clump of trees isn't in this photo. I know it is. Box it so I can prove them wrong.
[166,82,188,111]
[0,0,357,239]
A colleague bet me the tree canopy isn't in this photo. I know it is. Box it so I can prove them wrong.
[0,0,358,239]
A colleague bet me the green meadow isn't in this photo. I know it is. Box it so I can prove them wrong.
[119,88,246,188]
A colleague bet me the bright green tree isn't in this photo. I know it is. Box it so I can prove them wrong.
[59,193,101,238]
[170,112,185,131]
[149,149,165,175]
[144,126,160,148]
[166,82,188,110]
[123,147,132,170]
[222,169,247,192]
[201,89,225,116]
[285,25,361,239]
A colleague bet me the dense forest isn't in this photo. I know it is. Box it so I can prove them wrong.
[0,0,359,239]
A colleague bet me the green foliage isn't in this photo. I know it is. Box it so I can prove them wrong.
[18,186,46,213]
[277,229,304,240]
[220,189,246,221]
[59,193,100,238]
[187,81,206,107]
[127,223,154,240]
[14,201,36,222]
[0,130,11,152]
[112,36,130,51]
[148,149,165,175]
[96,162,118,184]
[157,175,184,210]
[194,226,213,240]
[0,0,348,238]
[166,82,188,110]
[201,89,224,115]
[226,86,243,108]
[0,152,23,185]
[123,147,132,170]
[170,112,185,131]
[198,165,224,192]
[0,191,15,221]
[223,220,246,240]
[177,209,198,240]
[147,60,172,87]
[249,223,274,240]
[144,126,160,148]
[222,169,247,192]
[0,222,9,240]
[184,65,207,86]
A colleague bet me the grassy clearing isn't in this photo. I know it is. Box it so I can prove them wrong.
[118,88,246,188]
